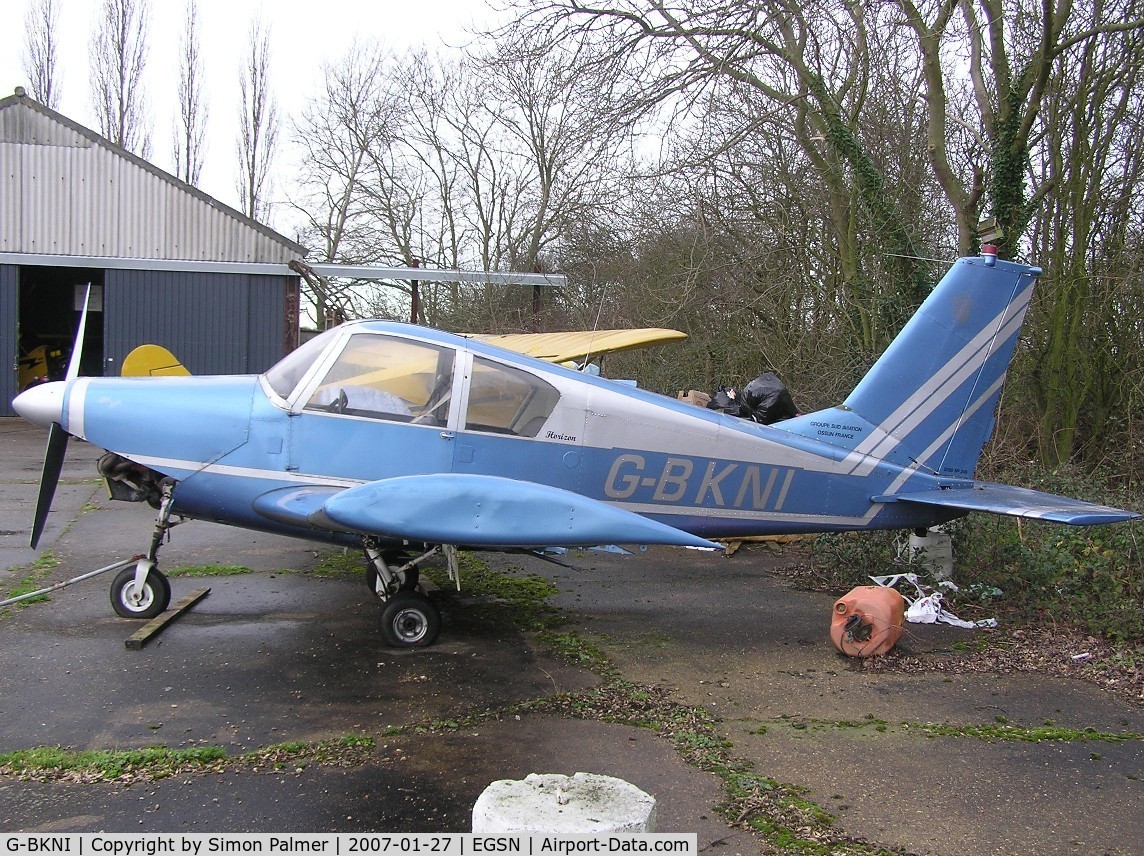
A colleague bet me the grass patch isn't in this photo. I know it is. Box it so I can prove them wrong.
[0,734,375,783]
[916,722,1141,743]
[537,631,615,675]
[515,681,895,854]
[753,715,1140,744]
[311,549,363,578]
[165,564,251,577]
[425,553,563,633]
[0,745,228,781]
[2,549,61,608]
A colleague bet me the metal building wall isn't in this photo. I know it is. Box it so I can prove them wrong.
[0,96,304,263]
[0,265,16,416]
[103,270,291,376]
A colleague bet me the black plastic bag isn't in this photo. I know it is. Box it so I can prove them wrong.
[741,372,798,424]
[708,386,746,417]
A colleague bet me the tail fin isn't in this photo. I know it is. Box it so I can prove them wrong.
[785,252,1042,478]
[121,344,191,377]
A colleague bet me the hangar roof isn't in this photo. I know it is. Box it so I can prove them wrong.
[0,89,306,263]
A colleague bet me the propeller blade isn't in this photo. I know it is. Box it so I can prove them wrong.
[66,284,91,381]
[30,422,69,549]
[27,284,90,547]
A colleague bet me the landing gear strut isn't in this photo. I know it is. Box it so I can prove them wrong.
[110,480,178,619]
[363,539,446,648]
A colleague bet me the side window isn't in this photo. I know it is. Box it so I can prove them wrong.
[465,357,559,437]
[305,334,455,425]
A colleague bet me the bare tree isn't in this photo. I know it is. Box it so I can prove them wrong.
[290,43,405,324]
[90,0,151,156]
[1024,3,1144,465]
[236,16,280,222]
[22,0,61,109]
[483,34,628,271]
[501,1,936,342]
[173,0,207,186]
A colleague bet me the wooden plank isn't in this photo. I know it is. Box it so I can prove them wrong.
[124,588,210,650]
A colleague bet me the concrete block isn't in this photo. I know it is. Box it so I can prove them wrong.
[472,772,656,833]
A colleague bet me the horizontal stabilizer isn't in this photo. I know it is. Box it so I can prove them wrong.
[890,483,1140,526]
[316,474,722,549]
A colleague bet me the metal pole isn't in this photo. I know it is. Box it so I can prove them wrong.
[0,556,141,608]
[410,258,421,325]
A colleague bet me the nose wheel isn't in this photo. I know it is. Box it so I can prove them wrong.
[109,481,179,620]
[110,562,171,619]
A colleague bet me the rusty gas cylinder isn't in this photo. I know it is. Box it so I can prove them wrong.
[830,585,906,657]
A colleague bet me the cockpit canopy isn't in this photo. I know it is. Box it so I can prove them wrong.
[263,324,560,438]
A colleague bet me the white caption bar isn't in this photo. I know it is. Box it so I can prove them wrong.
[1,834,698,856]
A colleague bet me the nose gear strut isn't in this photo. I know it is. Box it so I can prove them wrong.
[110,480,180,619]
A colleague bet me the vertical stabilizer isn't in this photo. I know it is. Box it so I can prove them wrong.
[783,252,1042,479]
[842,252,1041,477]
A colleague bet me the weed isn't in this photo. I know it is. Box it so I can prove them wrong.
[312,550,363,578]
[2,550,61,608]
[165,564,251,577]
[948,465,1142,642]
[538,631,614,674]
[797,464,1142,643]
[917,722,1140,743]
[0,745,227,781]
[0,734,375,783]
[519,680,890,853]
[425,554,564,633]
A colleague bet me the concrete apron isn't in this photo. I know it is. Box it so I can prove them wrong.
[0,419,755,849]
[517,546,1143,856]
[1,418,1140,853]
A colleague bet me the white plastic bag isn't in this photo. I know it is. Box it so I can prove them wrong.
[905,592,942,624]
[871,574,996,629]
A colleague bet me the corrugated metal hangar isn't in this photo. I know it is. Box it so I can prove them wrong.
[0,89,306,416]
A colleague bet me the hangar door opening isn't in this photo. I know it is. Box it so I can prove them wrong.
[18,266,105,390]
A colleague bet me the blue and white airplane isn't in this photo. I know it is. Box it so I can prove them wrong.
[12,249,1139,646]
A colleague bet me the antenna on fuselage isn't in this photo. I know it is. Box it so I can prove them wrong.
[579,280,610,372]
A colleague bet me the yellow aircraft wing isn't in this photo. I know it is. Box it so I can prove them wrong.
[467,328,687,364]
[121,345,191,377]
[119,328,687,381]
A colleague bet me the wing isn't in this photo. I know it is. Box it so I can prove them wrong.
[467,329,687,364]
[888,482,1140,526]
[253,475,722,549]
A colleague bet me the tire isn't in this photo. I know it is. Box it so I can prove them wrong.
[110,566,171,619]
[379,591,440,647]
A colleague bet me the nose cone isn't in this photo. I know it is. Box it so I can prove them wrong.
[13,381,66,429]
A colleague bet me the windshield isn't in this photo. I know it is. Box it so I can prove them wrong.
[263,328,343,399]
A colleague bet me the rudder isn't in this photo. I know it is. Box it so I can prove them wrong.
[784,251,1042,479]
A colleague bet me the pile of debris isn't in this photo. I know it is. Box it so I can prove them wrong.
[679,371,799,425]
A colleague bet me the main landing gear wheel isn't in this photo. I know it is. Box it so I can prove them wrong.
[379,591,440,648]
[110,566,171,619]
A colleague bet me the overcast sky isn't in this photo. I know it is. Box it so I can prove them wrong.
[0,0,495,233]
